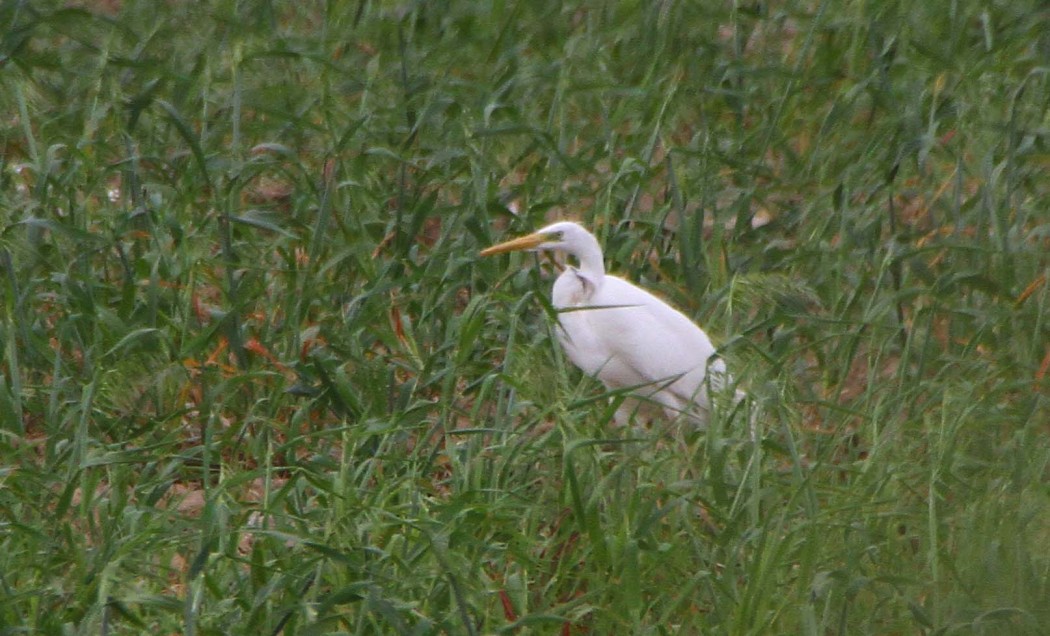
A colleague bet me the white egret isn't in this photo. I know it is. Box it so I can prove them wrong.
[481,221,730,426]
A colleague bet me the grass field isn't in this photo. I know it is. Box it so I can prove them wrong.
[2,1,1048,634]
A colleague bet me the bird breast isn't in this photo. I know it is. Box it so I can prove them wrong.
[551,267,594,307]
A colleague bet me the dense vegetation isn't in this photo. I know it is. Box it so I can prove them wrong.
[1,1,1047,633]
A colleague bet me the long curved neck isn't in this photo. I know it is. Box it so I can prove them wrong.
[570,231,605,284]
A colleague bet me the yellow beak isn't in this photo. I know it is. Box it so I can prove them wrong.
[479,232,549,257]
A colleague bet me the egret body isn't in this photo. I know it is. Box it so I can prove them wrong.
[481,221,728,426]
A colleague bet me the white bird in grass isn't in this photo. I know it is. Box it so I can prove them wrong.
[481,221,731,427]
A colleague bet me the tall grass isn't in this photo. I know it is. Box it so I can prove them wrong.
[1,0,1047,634]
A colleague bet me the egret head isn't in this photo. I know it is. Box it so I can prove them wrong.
[479,221,593,257]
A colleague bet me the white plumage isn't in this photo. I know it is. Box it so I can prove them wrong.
[481,221,729,426]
